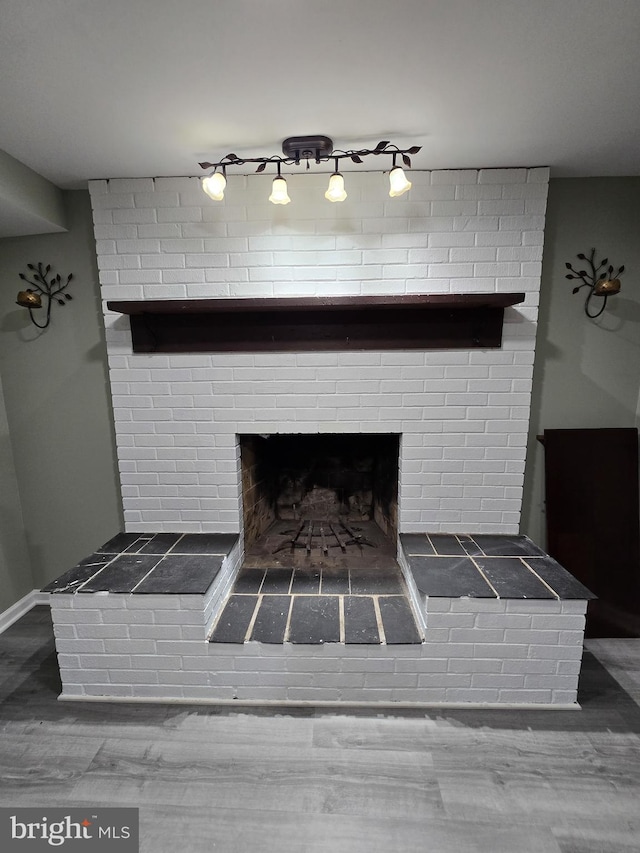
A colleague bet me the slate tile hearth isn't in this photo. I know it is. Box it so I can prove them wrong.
[400,533,595,600]
[209,560,423,646]
[209,592,422,645]
[43,532,237,595]
[44,531,593,652]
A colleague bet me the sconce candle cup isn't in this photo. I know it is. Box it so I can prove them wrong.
[16,290,43,309]
[593,278,621,296]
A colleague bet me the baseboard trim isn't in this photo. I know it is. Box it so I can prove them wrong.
[0,589,50,634]
[57,694,581,711]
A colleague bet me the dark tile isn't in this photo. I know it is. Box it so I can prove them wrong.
[429,534,467,556]
[409,556,496,597]
[123,537,154,553]
[471,535,546,557]
[42,554,115,594]
[261,567,293,594]
[523,556,596,599]
[399,534,435,555]
[234,568,266,594]
[133,554,224,594]
[349,568,404,595]
[291,568,321,595]
[458,535,484,557]
[79,554,163,593]
[378,596,422,644]
[172,533,238,555]
[475,557,556,599]
[344,596,380,644]
[320,569,350,595]
[209,595,258,643]
[96,532,146,554]
[138,533,184,555]
[288,596,340,644]
[250,595,291,643]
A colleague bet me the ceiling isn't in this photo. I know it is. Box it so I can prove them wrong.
[1,0,640,193]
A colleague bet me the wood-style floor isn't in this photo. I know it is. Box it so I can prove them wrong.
[1,606,639,853]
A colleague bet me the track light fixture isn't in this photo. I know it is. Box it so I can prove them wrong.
[199,136,420,205]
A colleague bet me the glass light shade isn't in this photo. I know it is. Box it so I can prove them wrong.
[202,172,226,201]
[388,166,412,197]
[324,172,347,202]
[269,176,291,205]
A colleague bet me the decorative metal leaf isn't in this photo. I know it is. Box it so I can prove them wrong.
[375,140,390,151]
[402,154,411,168]
[45,264,50,273]
[19,273,26,280]
[65,294,72,300]
[255,162,267,173]
[226,153,239,161]
[351,155,363,163]
[565,262,572,269]
[67,274,73,281]
[579,270,587,276]
[27,263,35,270]
[198,161,214,170]
[619,265,625,273]
[56,274,61,282]
[57,299,65,306]
[572,287,580,293]
[601,258,608,266]
[408,146,421,155]
[565,274,575,279]
[577,253,586,260]
[600,272,607,278]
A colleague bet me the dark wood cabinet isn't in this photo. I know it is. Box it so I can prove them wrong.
[542,428,640,636]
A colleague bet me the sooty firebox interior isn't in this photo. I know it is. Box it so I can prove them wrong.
[240,434,400,555]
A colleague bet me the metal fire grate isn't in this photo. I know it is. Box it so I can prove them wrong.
[272,519,378,556]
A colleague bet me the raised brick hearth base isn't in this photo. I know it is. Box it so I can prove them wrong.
[47,532,592,707]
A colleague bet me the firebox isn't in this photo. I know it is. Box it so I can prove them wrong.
[239,433,400,551]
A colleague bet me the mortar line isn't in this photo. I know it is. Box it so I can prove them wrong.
[372,596,386,644]
[244,593,263,642]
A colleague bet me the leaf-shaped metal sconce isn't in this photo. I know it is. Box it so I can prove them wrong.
[16,262,73,330]
[565,248,625,318]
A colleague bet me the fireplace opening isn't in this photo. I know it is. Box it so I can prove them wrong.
[240,433,400,557]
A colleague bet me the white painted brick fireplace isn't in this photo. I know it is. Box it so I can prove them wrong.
[51,165,594,709]
[89,167,549,537]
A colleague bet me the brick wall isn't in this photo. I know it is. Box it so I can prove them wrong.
[89,168,549,534]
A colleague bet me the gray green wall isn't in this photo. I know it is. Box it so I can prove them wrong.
[0,370,32,612]
[0,190,122,600]
[521,177,640,545]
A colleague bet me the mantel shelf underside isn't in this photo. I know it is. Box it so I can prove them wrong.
[106,293,526,354]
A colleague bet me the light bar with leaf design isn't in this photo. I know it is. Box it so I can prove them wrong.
[199,136,421,205]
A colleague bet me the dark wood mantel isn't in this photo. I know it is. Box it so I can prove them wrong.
[107,293,526,354]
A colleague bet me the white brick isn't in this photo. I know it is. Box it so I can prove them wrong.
[91,167,547,534]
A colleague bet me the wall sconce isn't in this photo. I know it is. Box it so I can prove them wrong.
[199,135,421,205]
[16,262,73,329]
[565,248,625,319]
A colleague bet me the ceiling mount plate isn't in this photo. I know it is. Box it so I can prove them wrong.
[282,135,334,163]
